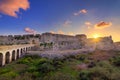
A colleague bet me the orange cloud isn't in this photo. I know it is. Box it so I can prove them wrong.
[80,9,87,14]
[0,0,30,17]
[24,27,36,34]
[74,9,87,16]
[63,20,72,27]
[95,21,112,29]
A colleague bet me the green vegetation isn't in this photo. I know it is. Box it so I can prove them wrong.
[0,51,120,80]
[40,42,53,48]
[109,56,120,67]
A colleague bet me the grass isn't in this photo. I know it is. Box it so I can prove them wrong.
[0,51,120,80]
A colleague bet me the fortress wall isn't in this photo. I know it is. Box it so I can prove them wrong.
[0,34,41,45]
[0,33,115,51]
[114,42,120,51]
[40,33,87,50]
[86,36,115,50]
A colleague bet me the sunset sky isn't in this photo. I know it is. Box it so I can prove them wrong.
[0,0,120,42]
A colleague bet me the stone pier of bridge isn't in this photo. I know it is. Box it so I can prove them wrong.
[0,44,35,66]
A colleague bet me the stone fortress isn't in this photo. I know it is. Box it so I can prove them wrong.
[0,32,117,51]
[0,32,119,66]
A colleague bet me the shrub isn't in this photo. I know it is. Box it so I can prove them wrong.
[0,68,11,74]
[38,63,55,73]
[43,72,76,80]
[17,57,32,64]
[111,56,120,67]
[79,70,90,80]
[77,54,87,61]
[40,43,44,46]
[79,63,120,80]
[25,55,41,59]
[0,71,18,79]
[52,58,64,69]
[38,58,52,65]
[79,68,109,80]
[88,62,96,68]
[30,71,40,79]
[27,66,38,72]
[14,72,33,80]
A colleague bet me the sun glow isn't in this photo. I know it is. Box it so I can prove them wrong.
[93,34,100,39]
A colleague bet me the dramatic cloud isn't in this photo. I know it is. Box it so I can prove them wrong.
[24,27,36,34]
[63,20,72,27]
[94,21,112,29]
[74,9,87,16]
[0,0,30,17]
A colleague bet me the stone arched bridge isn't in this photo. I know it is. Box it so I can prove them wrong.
[0,44,35,66]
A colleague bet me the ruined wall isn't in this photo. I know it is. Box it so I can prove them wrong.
[0,36,14,45]
[40,32,87,50]
[114,42,120,51]
[86,36,114,50]
[0,34,41,45]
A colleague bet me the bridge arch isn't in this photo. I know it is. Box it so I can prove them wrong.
[26,47,28,52]
[17,49,19,59]
[23,48,26,53]
[20,48,23,56]
[0,53,3,66]
[12,50,16,61]
[21,48,25,56]
[5,52,10,64]
[31,47,33,50]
